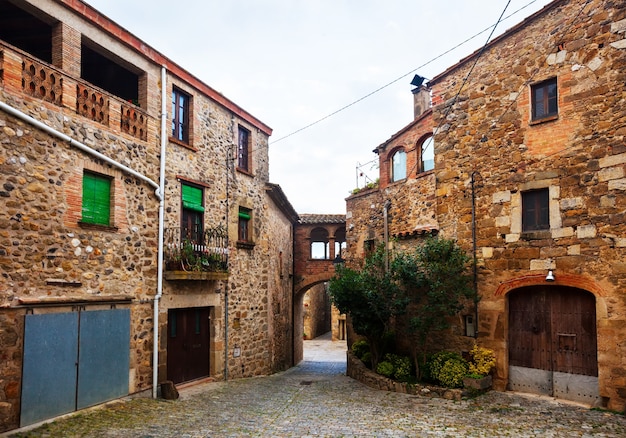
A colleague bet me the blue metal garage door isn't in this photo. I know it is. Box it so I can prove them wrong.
[20,309,130,427]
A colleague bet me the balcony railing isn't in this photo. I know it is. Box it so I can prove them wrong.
[164,225,229,278]
[1,42,150,143]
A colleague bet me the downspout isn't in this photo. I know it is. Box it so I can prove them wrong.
[0,101,161,197]
[224,156,230,380]
[383,200,391,272]
[470,172,479,338]
[152,66,168,397]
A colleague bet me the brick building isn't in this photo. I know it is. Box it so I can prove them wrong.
[346,0,626,410]
[0,0,297,431]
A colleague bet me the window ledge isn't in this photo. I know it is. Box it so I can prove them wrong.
[236,168,254,177]
[169,137,197,151]
[529,114,558,126]
[521,230,551,240]
[78,221,119,232]
[236,241,255,250]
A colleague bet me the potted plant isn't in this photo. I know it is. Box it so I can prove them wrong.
[463,344,496,390]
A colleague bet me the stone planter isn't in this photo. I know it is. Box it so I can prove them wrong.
[463,375,492,390]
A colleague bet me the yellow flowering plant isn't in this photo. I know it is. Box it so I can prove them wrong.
[467,344,496,377]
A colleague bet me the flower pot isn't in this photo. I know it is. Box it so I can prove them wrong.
[463,375,492,390]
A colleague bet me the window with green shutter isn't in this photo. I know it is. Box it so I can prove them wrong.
[82,172,111,225]
[182,184,204,212]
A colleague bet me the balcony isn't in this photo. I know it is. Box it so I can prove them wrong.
[163,225,229,281]
[0,42,149,143]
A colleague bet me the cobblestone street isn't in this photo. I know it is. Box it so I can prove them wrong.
[7,335,626,438]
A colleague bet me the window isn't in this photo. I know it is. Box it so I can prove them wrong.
[522,188,549,232]
[82,171,111,226]
[238,126,250,172]
[181,183,204,243]
[531,77,558,121]
[238,207,252,243]
[420,136,434,172]
[310,227,329,259]
[391,149,406,182]
[172,88,190,143]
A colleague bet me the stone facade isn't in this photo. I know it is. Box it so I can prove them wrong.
[0,0,295,432]
[303,283,331,340]
[346,0,626,411]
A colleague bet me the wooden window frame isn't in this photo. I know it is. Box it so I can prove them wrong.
[181,183,204,243]
[172,87,191,144]
[390,148,406,182]
[522,188,550,232]
[419,135,435,173]
[237,126,251,173]
[531,77,558,122]
[237,207,253,248]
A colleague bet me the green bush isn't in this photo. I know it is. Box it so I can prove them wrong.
[376,361,394,378]
[351,340,370,359]
[427,351,469,388]
[437,358,468,388]
[361,352,372,368]
[384,353,413,382]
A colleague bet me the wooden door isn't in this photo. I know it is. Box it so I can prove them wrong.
[167,307,210,384]
[508,286,598,404]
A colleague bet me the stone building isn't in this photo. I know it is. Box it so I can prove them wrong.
[346,0,626,411]
[293,214,345,361]
[0,0,296,432]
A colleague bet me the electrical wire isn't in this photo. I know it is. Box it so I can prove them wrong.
[269,0,546,146]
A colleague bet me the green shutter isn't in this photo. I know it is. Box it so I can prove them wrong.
[82,173,111,225]
[238,210,251,220]
[182,184,204,212]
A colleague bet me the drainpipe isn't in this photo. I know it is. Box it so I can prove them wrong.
[152,66,168,397]
[383,200,391,272]
[470,172,479,338]
[224,155,230,380]
[0,100,161,197]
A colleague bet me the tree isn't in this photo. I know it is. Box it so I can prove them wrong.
[328,244,413,368]
[408,237,474,378]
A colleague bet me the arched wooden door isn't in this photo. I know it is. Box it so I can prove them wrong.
[508,285,599,405]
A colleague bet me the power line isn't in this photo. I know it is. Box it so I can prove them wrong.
[269,0,547,146]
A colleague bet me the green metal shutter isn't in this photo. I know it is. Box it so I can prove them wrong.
[182,184,204,212]
[82,173,111,225]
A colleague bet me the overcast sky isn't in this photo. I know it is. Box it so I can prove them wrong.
[87,0,555,214]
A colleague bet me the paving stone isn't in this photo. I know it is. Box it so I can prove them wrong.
[7,335,626,437]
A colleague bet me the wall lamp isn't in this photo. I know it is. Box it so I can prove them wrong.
[545,270,555,282]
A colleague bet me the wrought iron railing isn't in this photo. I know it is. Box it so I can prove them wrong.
[164,225,229,272]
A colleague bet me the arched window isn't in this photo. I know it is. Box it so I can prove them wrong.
[420,135,434,172]
[391,149,406,182]
[310,227,329,259]
[333,227,346,262]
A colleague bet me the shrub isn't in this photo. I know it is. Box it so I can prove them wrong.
[467,344,496,377]
[361,352,372,368]
[437,358,469,388]
[427,351,469,388]
[351,340,370,359]
[376,361,394,378]
[384,353,413,382]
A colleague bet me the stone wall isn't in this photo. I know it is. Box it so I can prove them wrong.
[303,283,330,340]
[427,0,626,410]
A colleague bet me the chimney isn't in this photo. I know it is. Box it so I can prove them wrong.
[410,74,430,119]
[412,85,431,119]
